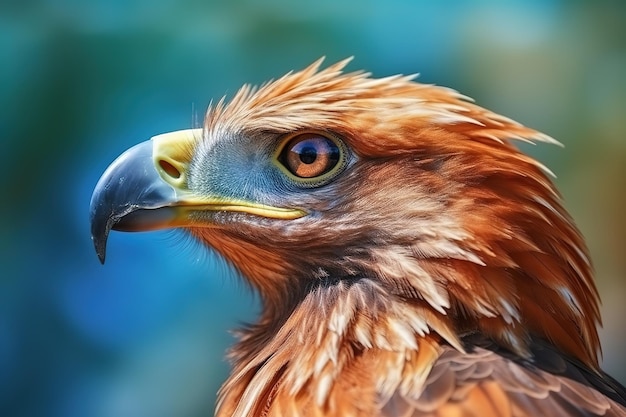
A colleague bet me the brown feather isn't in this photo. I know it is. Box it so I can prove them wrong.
[377,338,626,417]
[179,59,626,416]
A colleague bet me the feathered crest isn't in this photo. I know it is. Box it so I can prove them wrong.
[205,57,558,149]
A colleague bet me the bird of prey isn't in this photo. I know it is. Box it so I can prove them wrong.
[90,58,626,416]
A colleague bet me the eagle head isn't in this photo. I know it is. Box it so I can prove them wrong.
[90,58,608,416]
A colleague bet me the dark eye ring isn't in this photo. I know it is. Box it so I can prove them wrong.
[276,132,347,186]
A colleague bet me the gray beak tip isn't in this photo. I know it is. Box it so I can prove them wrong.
[89,139,181,264]
[90,200,112,264]
[91,224,109,264]
[94,239,107,264]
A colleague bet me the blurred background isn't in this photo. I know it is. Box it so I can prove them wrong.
[1,0,625,416]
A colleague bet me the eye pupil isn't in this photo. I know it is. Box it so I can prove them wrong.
[278,133,344,182]
[299,146,318,164]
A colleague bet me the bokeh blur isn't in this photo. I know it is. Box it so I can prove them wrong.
[1,1,625,416]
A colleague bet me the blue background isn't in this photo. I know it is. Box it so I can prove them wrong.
[1,1,625,416]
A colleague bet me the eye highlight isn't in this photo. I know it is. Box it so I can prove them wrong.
[276,132,347,187]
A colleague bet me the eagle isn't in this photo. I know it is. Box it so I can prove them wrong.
[90,58,626,416]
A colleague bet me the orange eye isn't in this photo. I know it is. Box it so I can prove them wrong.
[279,133,341,178]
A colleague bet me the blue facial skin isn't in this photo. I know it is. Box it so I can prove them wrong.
[187,131,355,214]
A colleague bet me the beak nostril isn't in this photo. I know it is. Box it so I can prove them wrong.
[159,160,181,179]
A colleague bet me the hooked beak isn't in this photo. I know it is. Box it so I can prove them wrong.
[89,129,305,263]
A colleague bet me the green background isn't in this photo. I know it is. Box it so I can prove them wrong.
[1,1,625,416]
